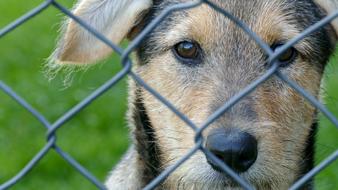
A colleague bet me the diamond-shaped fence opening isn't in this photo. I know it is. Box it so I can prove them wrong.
[1,1,338,190]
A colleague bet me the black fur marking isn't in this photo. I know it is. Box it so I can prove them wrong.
[297,121,317,190]
[289,0,334,68]
[133,86,162,186]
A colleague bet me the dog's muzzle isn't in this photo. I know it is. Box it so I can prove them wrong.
[205,128,258,173]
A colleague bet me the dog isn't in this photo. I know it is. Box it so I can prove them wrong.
[50,0,338,189]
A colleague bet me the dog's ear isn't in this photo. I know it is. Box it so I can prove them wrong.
[314,0,338,36]
[52,0,152,64]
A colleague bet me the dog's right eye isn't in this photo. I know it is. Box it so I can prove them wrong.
[173,41,201,63]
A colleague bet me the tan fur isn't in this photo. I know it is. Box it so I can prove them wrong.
[315,0,338,34]
[255,1,315,55]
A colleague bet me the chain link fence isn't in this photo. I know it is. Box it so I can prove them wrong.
[1,0,338,189]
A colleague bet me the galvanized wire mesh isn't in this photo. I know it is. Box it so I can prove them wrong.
[1,0,338,190]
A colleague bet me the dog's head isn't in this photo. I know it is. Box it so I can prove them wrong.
[52,0,338,189]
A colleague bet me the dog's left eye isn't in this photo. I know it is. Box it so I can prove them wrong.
[272,44,298,66]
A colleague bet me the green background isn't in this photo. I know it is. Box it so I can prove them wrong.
[0,1,337,189]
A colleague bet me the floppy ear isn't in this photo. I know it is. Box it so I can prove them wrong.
[314,0,338,36]
[53,0,152,64]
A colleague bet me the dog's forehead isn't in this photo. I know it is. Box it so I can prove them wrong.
[147,0,327,58]
[162,1,273,47]
[159,0,314,40]
[138,0,331,66]
[160,0,304,42]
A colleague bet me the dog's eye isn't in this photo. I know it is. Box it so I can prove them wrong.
[271,44,298,67]
[173,41,200,61]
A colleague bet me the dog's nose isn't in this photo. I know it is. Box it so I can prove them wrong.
[205,128,258,173]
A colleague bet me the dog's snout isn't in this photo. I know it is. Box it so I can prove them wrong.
[205,128,258,173]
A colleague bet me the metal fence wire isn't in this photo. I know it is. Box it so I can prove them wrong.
[1,0,338,190]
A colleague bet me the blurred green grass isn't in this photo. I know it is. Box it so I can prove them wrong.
[0,1,337,189]
[0,1,129,189]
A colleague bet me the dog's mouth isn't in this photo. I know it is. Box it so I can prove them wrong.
[204,168,253,188]
[201,152,260,188]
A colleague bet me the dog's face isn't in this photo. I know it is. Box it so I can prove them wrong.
[135,0,335,188]
[52,0,337,189]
